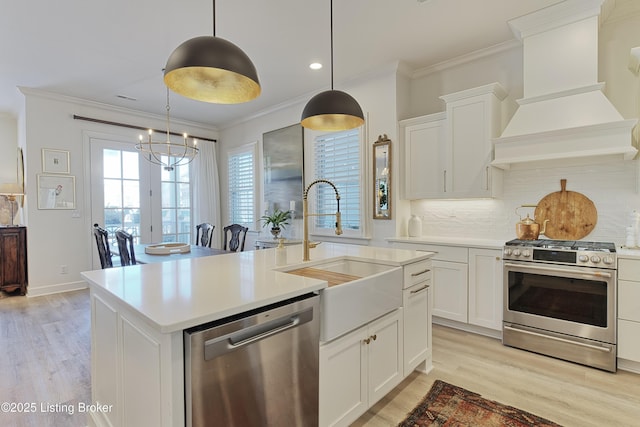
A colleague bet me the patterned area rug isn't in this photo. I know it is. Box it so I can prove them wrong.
[399,380,562,427]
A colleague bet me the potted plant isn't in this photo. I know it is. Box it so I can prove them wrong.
[260,209,292,239]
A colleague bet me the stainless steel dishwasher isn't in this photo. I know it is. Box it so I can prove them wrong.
[184,293,320,427]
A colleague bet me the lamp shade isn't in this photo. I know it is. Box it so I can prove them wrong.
[0,183,23,196]
[301,90,365,131]
[164,35,261,104]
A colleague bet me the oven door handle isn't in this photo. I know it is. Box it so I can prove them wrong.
[503,262,612,278]
[504,325,612,353]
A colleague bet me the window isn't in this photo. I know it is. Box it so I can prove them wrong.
[102,148,141,244]
[313,129,362,235]
[161,157,191,243]
[228,144,256,226]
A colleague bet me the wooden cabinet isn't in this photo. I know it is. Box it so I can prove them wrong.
[468,248,503,330]
[0,226,28,295]
[400,113,446,199]
[440,82,506,198]
[402,259,432,376]
[618,258,640,366]
[319,309,403,427]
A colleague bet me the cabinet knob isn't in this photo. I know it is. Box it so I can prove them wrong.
[371,334,377,341]
[363,337,371,345]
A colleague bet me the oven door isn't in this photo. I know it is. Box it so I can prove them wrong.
[503,261,616,344]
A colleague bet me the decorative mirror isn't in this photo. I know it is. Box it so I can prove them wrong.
[373,134,391,219]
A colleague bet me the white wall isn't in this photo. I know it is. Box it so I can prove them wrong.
[19,90,218,296]
[404,9,640,247]
[0,113,18,183]
[219,63,402,249]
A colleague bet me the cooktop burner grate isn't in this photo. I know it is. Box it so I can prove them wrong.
[505,239,616,253]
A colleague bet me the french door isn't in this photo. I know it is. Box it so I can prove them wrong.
[90,138,158,244]
[90,136,194,262]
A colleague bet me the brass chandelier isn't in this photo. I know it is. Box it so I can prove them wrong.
[136,87,199,171]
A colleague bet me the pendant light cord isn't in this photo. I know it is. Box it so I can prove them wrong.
[212,0,216,37]
[165,87,171,139]
[330,0,334,90]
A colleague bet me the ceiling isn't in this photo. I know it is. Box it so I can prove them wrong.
[1,0,564,129]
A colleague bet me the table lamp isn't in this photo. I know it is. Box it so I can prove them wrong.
[0,183,24,226]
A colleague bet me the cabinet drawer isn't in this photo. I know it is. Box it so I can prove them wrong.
[619,319,640,362]
[412,245,468,263]
[619,280,640,322]
[618,258,640,281]
[404,260,432,289]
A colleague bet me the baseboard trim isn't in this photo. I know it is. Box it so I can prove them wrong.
[26,281,88,297]
[433,317,502,340]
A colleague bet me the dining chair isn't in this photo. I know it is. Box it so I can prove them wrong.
[93,224,113,269]
[115,229,137,266]
[195,223,215,248]
[223,224,249,252]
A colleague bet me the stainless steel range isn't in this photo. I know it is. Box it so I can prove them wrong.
[502,239,617,372]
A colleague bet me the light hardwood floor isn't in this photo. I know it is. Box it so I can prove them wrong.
[1,290,639,427]
[354,325,640,427]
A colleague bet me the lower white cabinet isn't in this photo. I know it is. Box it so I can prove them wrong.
[468,248,503,330]
[319,309,404,427]
[431,259,468,322]
[391,241,503,335]
[618,258,640,364]
[403,281,432,375]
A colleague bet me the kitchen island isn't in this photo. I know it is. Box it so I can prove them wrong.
[81,243,433,427]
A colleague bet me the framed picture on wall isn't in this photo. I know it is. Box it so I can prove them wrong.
[42,148,70,174]
[37,174,76,209]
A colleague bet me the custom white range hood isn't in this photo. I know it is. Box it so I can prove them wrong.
[492,0,637,169]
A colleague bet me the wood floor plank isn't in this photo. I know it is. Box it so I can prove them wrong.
[354,325,640,427]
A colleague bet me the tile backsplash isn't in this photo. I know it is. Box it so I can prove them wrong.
[411,159,639,245]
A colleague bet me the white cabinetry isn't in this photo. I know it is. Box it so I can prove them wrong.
[319,309,403,427]
[402,259,433,375]
[617,257,640,369]
[391,241,503,337]
[400,113,446,199]
[440,82,506,198]
[91,292,182,427]
[399,83,506,200]
[468,248,503,330]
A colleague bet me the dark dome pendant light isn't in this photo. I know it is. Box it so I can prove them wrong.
[164,0,261,104]
[301,0,365,131]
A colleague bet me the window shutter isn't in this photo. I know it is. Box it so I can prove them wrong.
[228,149,255,225]
[313,130,360,231]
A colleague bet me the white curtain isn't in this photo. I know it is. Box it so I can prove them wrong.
[192,140,222,248]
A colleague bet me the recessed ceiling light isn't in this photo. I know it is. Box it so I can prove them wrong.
[309,62,323,70]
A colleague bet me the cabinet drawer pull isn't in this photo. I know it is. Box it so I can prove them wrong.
[363,337,370,345]
[411,269,431,277]
[410,285,429,294]
[371,334,377,341]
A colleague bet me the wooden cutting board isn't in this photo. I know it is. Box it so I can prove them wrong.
[534,179,597,240]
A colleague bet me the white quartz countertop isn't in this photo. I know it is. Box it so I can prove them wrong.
[617,247,640,259]
[387,236,505,249]
[81,243,432,334]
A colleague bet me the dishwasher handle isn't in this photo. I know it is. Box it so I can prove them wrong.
[203,305,314,361]
[229,316,299,348]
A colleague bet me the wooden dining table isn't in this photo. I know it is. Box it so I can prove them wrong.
[132,244,227,264]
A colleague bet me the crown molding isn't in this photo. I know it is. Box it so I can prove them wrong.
[411,39,521,79]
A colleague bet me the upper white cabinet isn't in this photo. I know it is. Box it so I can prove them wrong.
[440,82,507,198]
[400,112,446,199]
[400,83,507,199]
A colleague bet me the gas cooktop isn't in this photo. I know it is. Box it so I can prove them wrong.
[504,239,616,268]
[505,239,616,253]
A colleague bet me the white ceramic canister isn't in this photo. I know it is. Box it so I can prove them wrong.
[408,214,422,237]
